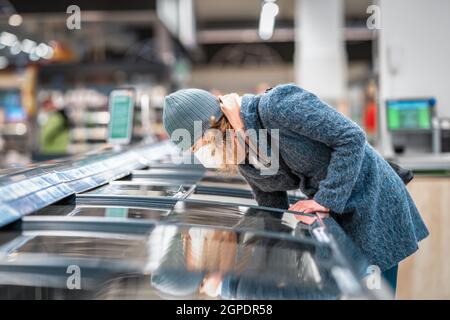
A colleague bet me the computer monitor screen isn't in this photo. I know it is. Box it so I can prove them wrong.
[386,98,435,131]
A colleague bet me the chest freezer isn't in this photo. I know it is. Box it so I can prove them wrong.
[23,199,368,277]
[24,201,311,238]
[0,200,379,300]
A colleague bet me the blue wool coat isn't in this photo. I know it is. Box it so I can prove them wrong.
[238,83,429,271]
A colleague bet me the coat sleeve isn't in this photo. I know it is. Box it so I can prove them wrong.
[263,84,366,214]
[238,165,290,210]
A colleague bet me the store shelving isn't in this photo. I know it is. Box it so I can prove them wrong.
[34,64,170,156]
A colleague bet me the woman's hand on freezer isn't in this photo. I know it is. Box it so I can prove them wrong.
[218,93,245,131]
[289,199,330,214]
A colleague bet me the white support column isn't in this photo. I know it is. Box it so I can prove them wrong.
[294,0,348,105]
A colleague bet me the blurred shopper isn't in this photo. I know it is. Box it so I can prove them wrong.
[162,83,429,295]
[38,97,70,157]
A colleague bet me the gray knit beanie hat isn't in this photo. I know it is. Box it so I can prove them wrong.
[163,89,222,151]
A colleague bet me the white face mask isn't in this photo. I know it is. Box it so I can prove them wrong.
[194,144,224,169]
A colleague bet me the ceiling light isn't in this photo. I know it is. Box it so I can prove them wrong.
[21,39,37,54]
[42,46,54,59]
[258,2,279,40]
[35,43,49,57]
[8,14,23,27]
[35,43,54,59]
[9,41,21,55]
[29,47,40,61]
[262,2,279,16]
[0,32,18,47]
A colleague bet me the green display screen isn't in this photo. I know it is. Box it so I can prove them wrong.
[387,99,433,131]
[109,92,134,141]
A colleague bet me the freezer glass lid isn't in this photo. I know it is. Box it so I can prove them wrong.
[7,234,149,260]
[32,205,170,219]
[100,225,341,300]
[81,184,193,198]
[111,179,195,186]
[131,168,204,178]
[27,202,315,240]
[0,223,354,300]
[198,174,250,190]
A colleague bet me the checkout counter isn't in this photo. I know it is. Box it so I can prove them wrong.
[0,141,393,299]
[385,98,450,174]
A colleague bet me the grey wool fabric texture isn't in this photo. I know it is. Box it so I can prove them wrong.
[163,88,222,151]
[238,83,429,271]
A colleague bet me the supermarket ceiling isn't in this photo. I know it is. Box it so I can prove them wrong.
[1,0,375,66]
[4,0,156,13]
[5,0,373,20]
[195,0,373,21]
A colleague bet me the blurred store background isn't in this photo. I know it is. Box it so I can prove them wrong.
[0,0,449,299]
